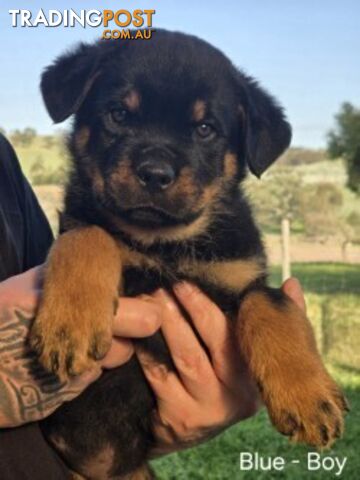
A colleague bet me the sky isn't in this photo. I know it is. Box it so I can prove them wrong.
[0,0,359,148]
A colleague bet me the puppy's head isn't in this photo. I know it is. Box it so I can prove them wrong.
[41,30,291,244]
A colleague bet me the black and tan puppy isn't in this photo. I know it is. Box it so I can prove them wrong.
[31,30,347,479]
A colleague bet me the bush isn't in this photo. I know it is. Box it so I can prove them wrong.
[278,147,326,166]
[30,156,67,185]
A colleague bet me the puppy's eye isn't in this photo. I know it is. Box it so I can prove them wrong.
[110,108,128,123]
[196,123,215,139]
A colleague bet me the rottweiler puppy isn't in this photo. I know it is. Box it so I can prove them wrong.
[31,29,347,479]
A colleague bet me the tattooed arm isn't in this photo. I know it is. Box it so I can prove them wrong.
[0,267,103,427]
[0,266,163,428]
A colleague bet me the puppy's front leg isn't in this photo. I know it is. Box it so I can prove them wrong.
[30,226,121,379]
[237,287,348,447]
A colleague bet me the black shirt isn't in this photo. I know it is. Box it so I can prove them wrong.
[0,134,70,479]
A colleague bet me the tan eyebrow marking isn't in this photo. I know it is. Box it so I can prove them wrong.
[123,89,141,112]
[192,99,206,122]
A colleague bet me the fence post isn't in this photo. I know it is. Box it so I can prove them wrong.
[281,217,291,281]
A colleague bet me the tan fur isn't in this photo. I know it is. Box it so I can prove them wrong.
[74,127,90,154]
[110,209,212,245]
[71,473,85,480]
[71,464,154,480]
[109,158,139,190]
[237,290,347,447]
[79,445,115,479]
[123,89,141,112]
[178,258,264,293]
[125,464,155,480]
[167,166,198,199]
[92,167,105,194]
[31,226,123,379]
[197,181,223,210]
[192,99,206,122]
[223,152,238,178]
[73,128,106,194]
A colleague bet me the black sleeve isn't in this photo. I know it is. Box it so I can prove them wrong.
[0,134,71,480]
[0,134,54,270]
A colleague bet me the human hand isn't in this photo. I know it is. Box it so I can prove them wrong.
[0,267,162,428]
[136,278,306,456]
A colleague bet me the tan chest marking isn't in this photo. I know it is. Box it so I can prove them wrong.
[118,243,162,271]
[178,257,264,293]
[118,243,263,293]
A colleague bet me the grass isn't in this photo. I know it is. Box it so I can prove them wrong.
[151,263,360,479]
[152,365,360,479]
[269,262,360,294]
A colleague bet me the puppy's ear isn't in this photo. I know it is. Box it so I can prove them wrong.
[41,43,100,123]
[241,76,292,177]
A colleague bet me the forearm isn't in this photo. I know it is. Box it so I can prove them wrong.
[0,305,71,427]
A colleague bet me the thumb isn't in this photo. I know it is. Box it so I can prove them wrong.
[282,277,306,313]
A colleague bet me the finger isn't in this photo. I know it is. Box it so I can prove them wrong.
[136,348,189,404]
[174,283,259,396]
[20,265,45,290]
[1,267,43,308]
[282,277,307,312]
[113,297,162,337]
[100,338,134,369]
[173,282,228,356]
[155,289,217,399]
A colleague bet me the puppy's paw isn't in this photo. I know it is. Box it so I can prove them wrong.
[30,296,115,379]
[266,374,349,448]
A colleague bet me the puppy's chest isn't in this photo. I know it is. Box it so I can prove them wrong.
[120,244,264,313]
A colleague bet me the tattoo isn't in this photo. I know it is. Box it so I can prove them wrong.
[0,307,78,425]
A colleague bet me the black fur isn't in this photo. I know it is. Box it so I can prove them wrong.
[39,30,291,477]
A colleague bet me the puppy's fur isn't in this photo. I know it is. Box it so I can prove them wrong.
[31,30,347,479]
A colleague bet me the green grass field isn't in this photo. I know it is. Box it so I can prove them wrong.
[152,366,360,479]
[152,263,360,479]
[269,263,359,294]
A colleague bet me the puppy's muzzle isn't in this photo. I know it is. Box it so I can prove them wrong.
[135,146,177,191]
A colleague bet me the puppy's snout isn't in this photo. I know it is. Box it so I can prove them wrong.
[135,146,177,191]
[136,160,176,190]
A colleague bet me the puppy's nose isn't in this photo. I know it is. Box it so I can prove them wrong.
[136,160,175,191]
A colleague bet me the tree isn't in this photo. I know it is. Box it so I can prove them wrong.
[0,127,6,136]
[247,168,305,280]
[338,211,360,262]
[301,183,343,240]
[327,102,360,194]
[301,183,360,262]
[278,147,325,166]
[10,127,37,147]
[22,127,37,146]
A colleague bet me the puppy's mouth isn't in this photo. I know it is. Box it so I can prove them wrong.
[120,206,201,229]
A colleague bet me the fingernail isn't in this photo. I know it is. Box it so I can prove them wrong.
[174,281,195,295]
[149,364,168,380]
[155,288,174,305]
[154,288,167,298]
[137,350,168,380]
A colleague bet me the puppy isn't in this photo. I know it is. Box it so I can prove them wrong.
[31,30,347,479]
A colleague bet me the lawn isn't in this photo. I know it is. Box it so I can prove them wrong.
[152,263,360,479]
[269,263,360,295]
[152,365,360,479]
